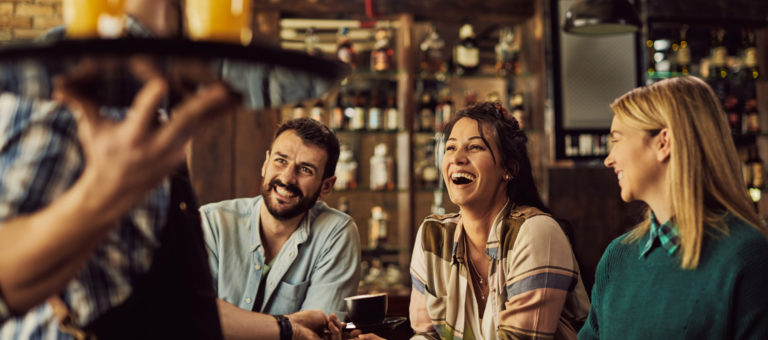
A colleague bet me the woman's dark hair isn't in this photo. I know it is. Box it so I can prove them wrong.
[442,101,550,213]
[273,118,340,179]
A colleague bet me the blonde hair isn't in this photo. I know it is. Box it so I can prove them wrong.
[611,76,766,269]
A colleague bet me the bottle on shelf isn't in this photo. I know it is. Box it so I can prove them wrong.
[333,144,357,190]
[334,144,358,190]
[420,24,447,76]
[454,22,479,76]
[742,28,760,81]
[292,103,307,119]
[332,91,349,130]
[742,28,760,135]
[709,27,729,81]
[368,206,388,248]
[495,26,520,76]
[707,27,730,125]
[305,27,323,58]
[509,92,525,129]
[349,91,367,131]
[338,196,350,214]
[384,91,399,131]
[342,91,356,130]
[435,87,454,132]
[367,92,383,131]
[417,89,437,132]
[370,27,394,72]
[370,143,394,190]
[336,27,356,68]
[310,99,325,123]
[419,141,439,189]
[746,145,764,203]
[646,38,656,79]
[464,89,478,107]
[675,25,691,75]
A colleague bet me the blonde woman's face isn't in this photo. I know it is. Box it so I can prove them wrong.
[442,117,507,209]
[604,117,665,203]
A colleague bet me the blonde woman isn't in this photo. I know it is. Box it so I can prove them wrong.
[410,102,590,340]
[580,76,768,339]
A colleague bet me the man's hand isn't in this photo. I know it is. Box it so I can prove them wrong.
[53,69,240,227]
[287,309,330,334]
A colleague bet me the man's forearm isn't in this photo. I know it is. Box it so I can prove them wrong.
[217,299,281,340]
[0,171,115,315]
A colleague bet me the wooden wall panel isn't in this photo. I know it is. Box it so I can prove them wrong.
[547,166,646,295]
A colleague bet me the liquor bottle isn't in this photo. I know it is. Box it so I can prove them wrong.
[367,92,383,131]
[305,27,323,58]
[336,27,355,68]
[338,196,350,214]
[509,92,525,129]
[742,28,760,135]
[435,88,453,132]
[708,27,729,115]
[370,143,394,190]
[454,22,479,76]
[349,91,367,131]
[368,206,388,248]
[417,89,437,132]
[743,28,760,81]
[420,24,447,75]
[746,145,764,203]
[676,25,690,75]
[495,26,520,76]
[646,38,656,78]
[310,99,325,123]
[464,89,478,107]
[384,91,399,131]
[370,28,393,72]
[331,92,348,130]
[292,103,307,119]
[334,144,357,190]
[420,141,439,189]
[709,27,728,81]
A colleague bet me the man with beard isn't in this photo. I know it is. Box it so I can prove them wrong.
[200,118,361,320]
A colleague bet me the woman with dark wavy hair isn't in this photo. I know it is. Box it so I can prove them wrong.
[408,102,589,340]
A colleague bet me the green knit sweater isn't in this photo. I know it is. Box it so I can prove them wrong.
[579,215,768,339]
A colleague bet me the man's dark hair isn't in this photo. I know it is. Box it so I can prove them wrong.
[442,101,550,213]
[273,118,340,179]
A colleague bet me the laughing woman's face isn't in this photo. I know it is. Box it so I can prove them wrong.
[442,117,507,210]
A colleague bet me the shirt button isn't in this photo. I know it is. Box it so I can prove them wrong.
[179,202,187,211]
[246,298,252,303]
[250,246,256,252]
[288,251,294,257]
[254,264,261,270]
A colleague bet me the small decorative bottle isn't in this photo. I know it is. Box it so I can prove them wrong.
[334,144,358,190]
[370,143,394,190]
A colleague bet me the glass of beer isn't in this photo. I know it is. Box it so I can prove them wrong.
[185,0,253,44]
[63,0,126,38]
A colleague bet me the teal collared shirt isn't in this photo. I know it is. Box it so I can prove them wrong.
[200,196,361,319]
[640,212,680,258]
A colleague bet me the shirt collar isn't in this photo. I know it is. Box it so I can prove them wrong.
[640,211,680,258]
[452,199,513,263]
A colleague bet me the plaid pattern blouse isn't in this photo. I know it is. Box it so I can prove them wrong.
[409,202,590,340]
[640,212,680,258]
[0,19,169,339]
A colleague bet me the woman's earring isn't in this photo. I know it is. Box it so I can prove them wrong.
[503,174,512,181]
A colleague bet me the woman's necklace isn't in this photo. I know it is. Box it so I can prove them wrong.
[465,237,489,304]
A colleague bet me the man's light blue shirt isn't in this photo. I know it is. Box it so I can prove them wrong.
[200,196,361,319]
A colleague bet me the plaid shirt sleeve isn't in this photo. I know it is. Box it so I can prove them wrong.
[0,93,168,337]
